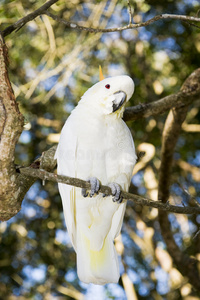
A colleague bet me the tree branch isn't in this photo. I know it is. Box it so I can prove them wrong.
[15,145,57,208]
[124,92,195,121]
[19,167,200,215]
[44,11,200,33]
[158,73,200,289]
[2,0,59,37]
[158,68,200,201]
[123,68,200,122]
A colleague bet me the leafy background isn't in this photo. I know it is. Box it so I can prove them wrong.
[0,0,200,299]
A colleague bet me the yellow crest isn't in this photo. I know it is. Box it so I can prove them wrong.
[99,65,105,81]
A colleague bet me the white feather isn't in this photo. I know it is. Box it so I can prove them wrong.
[55,75,137,284]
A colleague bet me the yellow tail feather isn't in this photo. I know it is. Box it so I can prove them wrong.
[82,232,108,272]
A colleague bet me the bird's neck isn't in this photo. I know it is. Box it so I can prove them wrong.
[74,100,125,122]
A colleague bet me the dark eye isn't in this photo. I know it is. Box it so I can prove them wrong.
[105,84,110,89]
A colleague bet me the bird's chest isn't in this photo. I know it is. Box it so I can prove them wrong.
[77,118,126,155]
[75,118,128,180]
[77,119,106,157]
[105,121,130,156]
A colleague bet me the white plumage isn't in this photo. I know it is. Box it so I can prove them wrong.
[55,75,137,285]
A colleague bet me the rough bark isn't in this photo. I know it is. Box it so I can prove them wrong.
[0,33,25,221]
[0,33,57,221]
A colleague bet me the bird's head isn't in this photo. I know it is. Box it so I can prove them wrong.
[80,69,135,118]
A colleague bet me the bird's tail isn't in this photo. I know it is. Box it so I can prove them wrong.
[76,227,120,285]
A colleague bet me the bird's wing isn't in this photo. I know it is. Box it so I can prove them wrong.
[107,120,137,240]
[55,116,77,250]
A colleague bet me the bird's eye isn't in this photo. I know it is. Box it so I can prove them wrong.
[105,84,110,89]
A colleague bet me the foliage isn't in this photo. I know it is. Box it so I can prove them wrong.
[0,0,200,299]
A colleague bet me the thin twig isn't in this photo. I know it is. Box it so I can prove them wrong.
[2,3,200,38]
[2,1,200,38]
[44,12,200,33]
[182,20,200,29]
[19,167,200,215]
[193,228,200,240]
[127,0,133,24]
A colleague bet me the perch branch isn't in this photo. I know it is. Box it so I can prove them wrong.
[19,167,200,215]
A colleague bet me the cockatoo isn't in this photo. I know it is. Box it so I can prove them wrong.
[55,68,137,285]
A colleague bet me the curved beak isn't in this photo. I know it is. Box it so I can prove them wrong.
[112,91,127,112]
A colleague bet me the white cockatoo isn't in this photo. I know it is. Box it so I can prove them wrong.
[55,68,137,285]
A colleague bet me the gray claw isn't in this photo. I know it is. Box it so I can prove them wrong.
[89,177,100,196]
[108,183,122,203]
[82,188,88,197]
[117,196,123,203]
[81,177,100,198]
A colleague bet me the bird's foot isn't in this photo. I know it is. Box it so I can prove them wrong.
[82,177,100,197]
[108,183,123,203]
